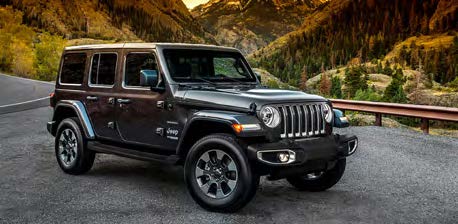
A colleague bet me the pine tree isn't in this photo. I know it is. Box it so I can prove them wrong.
[344,66,368,98]
[383,60,393,75]
[383,68,407,103]
[330,76,342,99]
[319,73,331,96]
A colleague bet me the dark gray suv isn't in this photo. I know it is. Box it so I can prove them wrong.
[47,43,357,212]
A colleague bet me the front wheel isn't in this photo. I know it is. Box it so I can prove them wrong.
[287,158,346,192]
[184,134,259,213]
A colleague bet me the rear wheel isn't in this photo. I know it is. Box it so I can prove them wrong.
[184,134,259,213]
[287,159,346,192]
[55,117,95,175]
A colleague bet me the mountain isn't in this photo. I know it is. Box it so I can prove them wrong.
[192,0,328,54]
[2,0,214,43]
[250,0,458,87]
[0,0,216,81]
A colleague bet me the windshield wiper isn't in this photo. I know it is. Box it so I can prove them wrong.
[195,77,218,86]
[213,76,255,87]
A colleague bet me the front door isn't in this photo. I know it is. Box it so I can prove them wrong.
[85,51,120,140]
[115,51,176,151]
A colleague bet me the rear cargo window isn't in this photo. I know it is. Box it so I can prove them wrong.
[90,53,117,86]
[60,53,86,85]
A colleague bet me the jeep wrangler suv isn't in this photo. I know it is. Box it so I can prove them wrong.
[47,43,357,212]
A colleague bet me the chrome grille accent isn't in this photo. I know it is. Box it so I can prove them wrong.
[278,103,326,138]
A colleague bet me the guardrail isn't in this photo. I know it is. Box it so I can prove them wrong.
[330,99,458,134]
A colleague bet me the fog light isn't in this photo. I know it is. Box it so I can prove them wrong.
[278,153,290,162]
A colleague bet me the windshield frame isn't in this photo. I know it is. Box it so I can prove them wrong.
[161,48,258,85]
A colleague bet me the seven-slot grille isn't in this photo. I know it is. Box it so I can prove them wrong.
[276,103,326,138]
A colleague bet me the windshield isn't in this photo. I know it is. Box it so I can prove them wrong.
[164,49,256,83]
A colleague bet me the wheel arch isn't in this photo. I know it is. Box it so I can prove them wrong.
[51,100,95,139]
[176,110,264,162]
[176,118,236,162]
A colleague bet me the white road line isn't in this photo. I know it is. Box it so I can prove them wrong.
[0,96,51,108]
[0,73,55,85]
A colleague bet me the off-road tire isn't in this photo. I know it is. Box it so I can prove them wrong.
[184,134,259,213]
[55,117,95,175]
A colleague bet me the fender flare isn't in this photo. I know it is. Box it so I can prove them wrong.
[176,110,263,156]
[52,100,95,139]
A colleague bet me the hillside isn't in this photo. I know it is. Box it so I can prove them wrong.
[0,0,217,81]
[2,0,214,43]
[192,0,328,54]
[251,0,458,89]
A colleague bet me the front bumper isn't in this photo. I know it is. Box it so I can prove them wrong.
[247,134,357,178]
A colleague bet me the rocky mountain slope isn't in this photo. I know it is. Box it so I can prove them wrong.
[250,0,457,86]
[2,0,214,43]
[192,0,328,54]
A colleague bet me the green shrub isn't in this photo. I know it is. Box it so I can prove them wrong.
[34,33,66,81]
[266,79,280,89]
[353,86,381,102]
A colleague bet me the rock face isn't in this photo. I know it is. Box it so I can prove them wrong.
[4,0,215,43]
[192,0,327,54]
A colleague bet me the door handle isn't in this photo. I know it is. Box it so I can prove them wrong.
[86,96,98,101]
[117,98,132,104]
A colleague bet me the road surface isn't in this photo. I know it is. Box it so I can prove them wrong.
[0,74,457,223]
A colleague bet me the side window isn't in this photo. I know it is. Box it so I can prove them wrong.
[90,53,117,86]
[124,53,158,87]
[60,53,86,85]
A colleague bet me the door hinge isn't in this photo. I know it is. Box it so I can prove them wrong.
[156,127,164,136]
[108,97,115,105]
[157,101,165,109]
[108,121,115,129]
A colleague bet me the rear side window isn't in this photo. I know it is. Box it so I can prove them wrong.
[60,53,86,85]
[124,53,158,87]
[90,53,117,86]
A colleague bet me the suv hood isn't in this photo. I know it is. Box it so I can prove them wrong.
[177,88,327,112]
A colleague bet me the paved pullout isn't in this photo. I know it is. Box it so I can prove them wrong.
[0,107,456,224]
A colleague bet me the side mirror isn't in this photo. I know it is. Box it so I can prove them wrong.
[333,109,350,128]
[255,72,262,82]
[140,70,158,87]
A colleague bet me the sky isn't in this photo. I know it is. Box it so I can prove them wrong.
[182,0,210,9]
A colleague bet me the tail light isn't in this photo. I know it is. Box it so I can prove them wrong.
[49,92,56,108]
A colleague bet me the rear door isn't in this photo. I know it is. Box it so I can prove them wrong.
[115,50,176,151]
[84,51,121,140]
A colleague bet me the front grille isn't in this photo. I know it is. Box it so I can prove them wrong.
[276,103,326,138]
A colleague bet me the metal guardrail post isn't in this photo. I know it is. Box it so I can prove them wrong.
[375,113,382,126]
[421,118,429,134]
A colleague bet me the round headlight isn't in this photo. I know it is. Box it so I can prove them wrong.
[323,104,333,123]
[260,106,281,128]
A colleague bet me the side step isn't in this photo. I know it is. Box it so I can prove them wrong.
[87,141,180,165]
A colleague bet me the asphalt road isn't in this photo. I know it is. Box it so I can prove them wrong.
[0,75,457,223]
[0,74,54,106]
